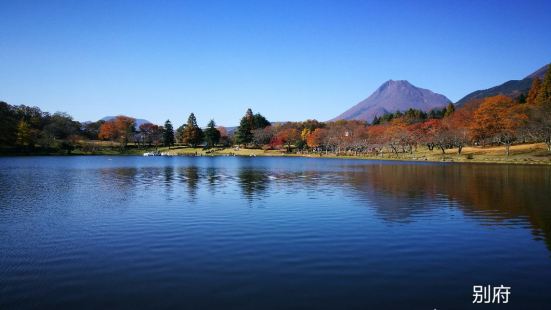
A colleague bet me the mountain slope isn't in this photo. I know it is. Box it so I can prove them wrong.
[332,80,451,122]
[456,64,549,106]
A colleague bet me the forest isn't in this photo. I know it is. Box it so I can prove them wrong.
[1,67,551,158]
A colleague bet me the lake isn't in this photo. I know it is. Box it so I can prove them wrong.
[1,156,550,309]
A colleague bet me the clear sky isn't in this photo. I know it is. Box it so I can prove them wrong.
[1,0,550,126]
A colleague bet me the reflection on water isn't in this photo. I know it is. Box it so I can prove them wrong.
[89,160,551,248]
[1,156,551,309]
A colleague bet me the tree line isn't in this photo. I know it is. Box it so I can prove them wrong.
[1,65,550,155]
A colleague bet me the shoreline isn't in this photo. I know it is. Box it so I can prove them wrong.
[3,145,551,166]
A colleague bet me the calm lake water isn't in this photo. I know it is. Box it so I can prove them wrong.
[1,156,551,309]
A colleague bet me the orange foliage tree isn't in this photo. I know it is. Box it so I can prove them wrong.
[273,128,301,152]
[306,128,328,149]
[98,116,136,147]
[471,95,527,156]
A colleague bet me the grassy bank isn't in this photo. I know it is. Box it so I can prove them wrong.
[159,143,551,165]
[3,142,551,165]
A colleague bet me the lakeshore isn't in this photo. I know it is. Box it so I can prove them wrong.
[5,142,550,166]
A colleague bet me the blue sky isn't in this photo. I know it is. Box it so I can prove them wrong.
[1,0,550,126]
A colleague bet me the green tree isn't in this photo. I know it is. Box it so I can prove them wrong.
[536,65,551,106]
[0,101,18,146]
[236,108,254,145]
[236,108,270,145]
[181,113,203,147]
[43,112,80,140]
[163,119,175,147]
[253,113,270,129]
[204,119,221,148]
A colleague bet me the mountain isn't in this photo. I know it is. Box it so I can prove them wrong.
[456,64,549,106]
[100,116,152,130]
[331,80,451,122]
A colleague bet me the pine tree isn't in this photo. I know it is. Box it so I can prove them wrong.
[204,119,221,148]
[526,77,542,105]
[536,64,551,106]
[253,113,270,129]
[163,119,175,147]
[236,108,255,145]
[182,113,203,147]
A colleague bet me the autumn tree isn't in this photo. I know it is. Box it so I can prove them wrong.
[471,95,527,156]
[526,78,542,105]
[252,126,274,147]
[204,119,221,148]
[16,120,32,147]
[366,125,387,155]
[445,102,475,154]
[139,123,154,146]
[217,126,231,146]
[535,65,551,106]
[176,124,186,144]
[417,119,442,151]
[163,120,175,147]
[526,103,551,151]
[306,128,328,150]
[181,113,203,147]
[139,123,163,147]
[98,116,136,148]
[98,121,116,141]
[274,128,300,152]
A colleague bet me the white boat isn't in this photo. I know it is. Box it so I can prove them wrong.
[143,151,161,156]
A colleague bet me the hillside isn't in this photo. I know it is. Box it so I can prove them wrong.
[456,64,549,106]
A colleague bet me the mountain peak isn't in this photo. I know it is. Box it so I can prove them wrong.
[381,79,410,86]
[331,80,450,122]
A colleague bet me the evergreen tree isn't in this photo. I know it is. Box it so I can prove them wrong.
[536,65,551,106]
[517,93,527,104]
[182,113,203,147]
[204,119,221,148]
[444,103,455,117]
[236,108,256,145]
[163,119,175,147]
[253,113,270,129]
[526,78,541,105]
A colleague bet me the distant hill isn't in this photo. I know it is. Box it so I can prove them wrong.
[331,80,451,122]
[456,64,549,106]
[100,116,152,130]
